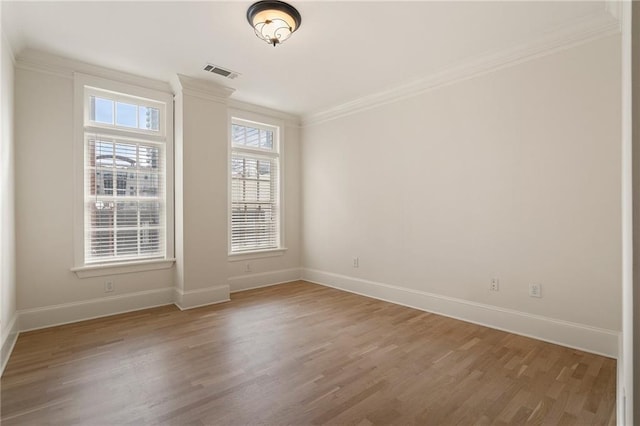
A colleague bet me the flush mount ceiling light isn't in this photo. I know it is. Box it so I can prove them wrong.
[247,0,301,47]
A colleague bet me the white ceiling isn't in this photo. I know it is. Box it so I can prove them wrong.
[2,1,609,116]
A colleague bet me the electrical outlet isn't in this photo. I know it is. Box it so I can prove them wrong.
[529,283,542,298]
[490,278,499,291]
[353,257,359,268]
[104,280,114,293]
[245,262,251,273]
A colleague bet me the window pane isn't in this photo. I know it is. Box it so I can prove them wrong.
[139,172,160,197]
[97,170,113,195]
[258,161,271,179]
[139,106,160,131]
[231,157,244,178]
[116,230,138,255]
[244,158,258,179]
[90,202,114,228]
[245,127,260,147]
[125,171,138,196]
[244,180,258,202]
[140,202,160,226]
[259,130,273,149]
[90,230,114,258]
[116,102,138,128]
[94,141,114,167]
[258,181,272,202]
[231,203,277,250]
[139,146,160,170]
[116,202,138,227]
[140,229,160,253]
[232,124,245,146]
[92,97,114,124]
[114,143,137,169]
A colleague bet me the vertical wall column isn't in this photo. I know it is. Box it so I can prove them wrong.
[173,75,234,309]
[0,31,18,373]
[632,1,640,422]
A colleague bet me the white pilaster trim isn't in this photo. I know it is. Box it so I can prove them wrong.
[618,0,633,424]
[174,74,235,103]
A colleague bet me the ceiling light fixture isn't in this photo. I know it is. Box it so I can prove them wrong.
[247,1,301,47]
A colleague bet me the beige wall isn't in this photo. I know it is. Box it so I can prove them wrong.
[7,33,621,358]
[12,57,302,328]
[1,30,17,370]
[15,68,175,309]
[302,35,621,346]
[173,78,301,306]
[226,121,301,289]
[177,91,230,295]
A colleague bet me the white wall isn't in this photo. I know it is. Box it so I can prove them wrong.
[302,35,621,356]
[1,30,17,371]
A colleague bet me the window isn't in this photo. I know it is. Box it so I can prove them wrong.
[230,118,281,254]
[81,85,170,265]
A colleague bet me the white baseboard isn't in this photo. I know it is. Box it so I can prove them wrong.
[302,268,619,358]
[617,335,624,423]
[18,287,175,332]
[228,267,301,293]
[173,285,230,310]
[1,314,19,376]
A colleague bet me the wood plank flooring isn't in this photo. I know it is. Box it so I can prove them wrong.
[1,281,616,425]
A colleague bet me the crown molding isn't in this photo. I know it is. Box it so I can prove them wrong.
[15,49,172,93]
[1,31,16,66]
[302,10,621,127]
[605,0,622,22]
[174,73,235,104]
[228,98,301,128]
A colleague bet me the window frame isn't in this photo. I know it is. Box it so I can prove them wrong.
[72,73,175,277]
[228,110,286,258]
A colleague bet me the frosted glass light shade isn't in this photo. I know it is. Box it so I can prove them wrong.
[247,1,302,47]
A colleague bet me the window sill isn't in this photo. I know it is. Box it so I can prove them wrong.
[71,258,176,278]
[228,248,287,262]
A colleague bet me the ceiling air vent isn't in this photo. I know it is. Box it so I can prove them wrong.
[203,64,240,80]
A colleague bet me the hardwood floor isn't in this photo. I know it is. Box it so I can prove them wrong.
[1,281,616,425]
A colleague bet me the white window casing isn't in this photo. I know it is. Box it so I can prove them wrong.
[229,113,285,257]
[72,73,174,276]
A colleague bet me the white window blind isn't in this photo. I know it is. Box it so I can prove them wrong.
[83,88,167,264]
[230,120,281,253]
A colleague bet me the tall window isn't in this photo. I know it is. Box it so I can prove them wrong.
[230,118,281,253]
[82,87,168,264]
